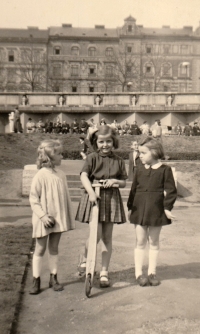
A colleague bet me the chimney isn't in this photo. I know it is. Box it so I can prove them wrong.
[95,25,105,29]
[62,24,72,28]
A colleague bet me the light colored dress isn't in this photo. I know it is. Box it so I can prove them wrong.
[29,167,75,238]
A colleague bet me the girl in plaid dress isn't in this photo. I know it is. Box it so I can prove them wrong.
[76,125,127,287]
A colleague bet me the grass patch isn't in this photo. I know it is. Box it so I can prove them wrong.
[0,224,32,334]
[0,134,200,169]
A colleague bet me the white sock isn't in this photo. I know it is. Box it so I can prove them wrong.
[148,249,159,275]
[32,254,43,278]
[48,254,58,275]
[134,248,146,279]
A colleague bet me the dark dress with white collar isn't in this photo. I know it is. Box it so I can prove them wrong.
[127,164,177,226]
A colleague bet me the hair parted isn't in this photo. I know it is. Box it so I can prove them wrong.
[36,139,63,169]
[90,125,119,151]
[138,136,164,159]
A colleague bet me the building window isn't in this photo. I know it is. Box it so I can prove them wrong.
[71,46,79,56]
[88,66,96,76]
[105,47,113,56]
[53,65,62,77]
[89,86,94,92]
[127,46,132,53]
[162,63,172,77]
[8,51,14,62]
[72,86,77,92]
[54,47,61,55]
[163,44,170,54]
[71,65,79,76]
[7,69,16,82]
[88,47,96,57]
[105,65,114,77]
[128,25,133,32]
[181,45,189,54]
[146,46,152,54]
[163,85,168,92]
[172,45,179,54]
[146,66,151,73]
[179,82,186,92]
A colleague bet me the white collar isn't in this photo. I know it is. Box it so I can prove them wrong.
[144,162,162,169]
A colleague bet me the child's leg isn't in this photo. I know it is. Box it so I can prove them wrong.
[48,232,63,291]
[148,226,162,282]
[29,236,48,295]
[134,225,148,285]
[33,236,48,277]
[78,223,102,273]
[99,222,114,287]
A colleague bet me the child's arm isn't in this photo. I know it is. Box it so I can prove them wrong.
[81,172,99,205]
[164,167,177,220]
[127,170,138,211]
[101,179,126,188]
[29,175,53,227]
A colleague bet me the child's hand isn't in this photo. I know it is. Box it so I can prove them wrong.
[164,209,176,220]
[100,179,115,188]
[128,210,132,221]
[89,191,99,206]
[41,214,55,228]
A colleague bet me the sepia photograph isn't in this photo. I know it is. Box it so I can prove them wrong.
[1,0,200,333]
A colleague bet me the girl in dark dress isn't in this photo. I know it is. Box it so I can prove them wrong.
[76,125,127,287]
[127,137,177,287]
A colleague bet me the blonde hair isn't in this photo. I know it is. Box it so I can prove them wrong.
[36,139,63,169]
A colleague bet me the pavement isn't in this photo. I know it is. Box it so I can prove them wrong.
[1,160,200,333]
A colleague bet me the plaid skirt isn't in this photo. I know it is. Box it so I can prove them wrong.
[75,188,126,224]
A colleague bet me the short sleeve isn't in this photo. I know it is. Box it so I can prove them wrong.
[80,154,93,176]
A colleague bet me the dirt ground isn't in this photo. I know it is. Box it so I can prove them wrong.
[2,203,200,334]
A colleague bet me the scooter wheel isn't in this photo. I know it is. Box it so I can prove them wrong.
[85,273,92,298]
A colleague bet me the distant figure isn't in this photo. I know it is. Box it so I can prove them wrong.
[62,121,70,134]
[174,122,182,136]
[110,119,120,134]
[26,118,36,133]
[183,123,192,136]
[36,119,45,133]
[100,118,106,126]
[167,95,173,106]
[192,122,200,136]
[130,121,141,135]
[44,119,53,134]
[13,107,23,133]
[151,119,162,141]
[21,95,28,106]
[58,95,65,106]
[95,95,102,106]
[71,118,79,134]
[128,140,142,181]
[79,135,89,160]
[122,120,131,135]
[8,111,15,133]
[140,121,150,136]
[79,118,88,135]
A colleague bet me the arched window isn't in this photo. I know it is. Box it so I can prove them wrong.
[71,46,79,56]
[105,47,113,56]
[178,62,190,77]
[143,62,154,75]
[88,47,96,57]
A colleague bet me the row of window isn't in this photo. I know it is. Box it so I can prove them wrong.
[54,46,114,57]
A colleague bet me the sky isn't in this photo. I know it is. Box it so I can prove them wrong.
[1,0,200,31]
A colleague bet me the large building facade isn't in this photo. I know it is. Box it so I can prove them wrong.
[1,16,200,93]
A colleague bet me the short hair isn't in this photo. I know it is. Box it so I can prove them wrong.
[90,125,119,151]
[138,137,164,159]
[36,139,63,169]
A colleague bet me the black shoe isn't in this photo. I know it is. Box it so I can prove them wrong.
[148,274,160,286]
[136,275,148,287]
[29,277,41,295]
[49,274,64,291]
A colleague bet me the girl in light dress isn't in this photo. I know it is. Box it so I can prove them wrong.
[29,139,75,294]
